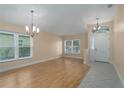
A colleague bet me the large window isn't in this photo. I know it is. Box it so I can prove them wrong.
[19,35,31,58]
[0,31,32,62]
[64,39,80,54]
[0,32,15,61]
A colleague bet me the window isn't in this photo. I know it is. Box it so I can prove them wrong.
[73,40,80,54]
[0,31,32,62]
[64,39,80,54]
[19,35,31,58]
[0,32,15,61]
[91,36,95,50]
[64,40,72,54]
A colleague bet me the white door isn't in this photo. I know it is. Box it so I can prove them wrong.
[94,32,110,62]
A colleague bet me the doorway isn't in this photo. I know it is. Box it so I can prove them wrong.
[94,32,110,62]
[89,26,110,63]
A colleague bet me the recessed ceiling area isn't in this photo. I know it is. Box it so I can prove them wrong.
[0,4,118,36]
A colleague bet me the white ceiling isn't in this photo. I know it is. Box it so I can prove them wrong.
[0,4,118,36]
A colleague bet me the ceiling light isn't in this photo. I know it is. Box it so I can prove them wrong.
[92,18,101,33]
[25,10,40,37]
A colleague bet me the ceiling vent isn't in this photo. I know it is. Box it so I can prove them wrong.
[107,4,113,8]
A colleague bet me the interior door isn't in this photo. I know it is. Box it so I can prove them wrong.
[94,32,110,62]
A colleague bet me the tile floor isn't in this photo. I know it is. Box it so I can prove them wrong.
[79,61,123,88]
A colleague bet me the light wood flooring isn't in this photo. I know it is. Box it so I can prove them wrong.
[0,57,89,88]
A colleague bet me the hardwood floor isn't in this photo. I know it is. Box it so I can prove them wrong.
[0,57,89,88]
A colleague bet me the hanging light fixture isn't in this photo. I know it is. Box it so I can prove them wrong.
[92,18,101,33]
[25,10,40,37]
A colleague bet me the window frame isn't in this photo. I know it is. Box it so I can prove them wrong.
[72,39,80,54]
[64,40,72,54]
[18,34,33,60]
[64,39,80,55]
[0,30,33,63]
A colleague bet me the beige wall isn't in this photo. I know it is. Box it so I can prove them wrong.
[62,32,88,59]
[0,23,62,72]
[112,5,124,82]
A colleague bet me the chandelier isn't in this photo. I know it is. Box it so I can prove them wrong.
[25,10,40,37]
[92,18,101,33]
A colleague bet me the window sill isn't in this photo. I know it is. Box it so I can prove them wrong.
[18,56,32,60]
[0,56,32,63]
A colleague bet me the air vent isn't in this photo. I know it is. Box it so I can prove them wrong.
[107,4,113,8]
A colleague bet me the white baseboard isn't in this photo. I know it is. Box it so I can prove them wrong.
[0,56,61,72]
[113,63,124,87]
[63,56,83,59]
